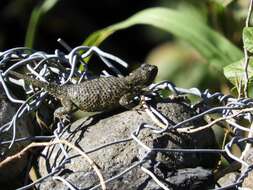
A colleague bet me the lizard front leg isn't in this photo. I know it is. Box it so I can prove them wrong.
[54,98,74,122]
[119,93,137,109]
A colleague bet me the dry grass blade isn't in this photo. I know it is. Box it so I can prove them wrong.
[0,139,106,190]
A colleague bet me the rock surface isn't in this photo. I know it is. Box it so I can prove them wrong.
[0,87,33,184]
[241,148,253,189]
[217,172,238,189]
[38,98,218,189]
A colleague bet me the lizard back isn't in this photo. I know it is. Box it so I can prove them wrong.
[65,76,130,112]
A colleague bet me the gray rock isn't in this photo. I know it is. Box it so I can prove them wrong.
[0,87,33,184]
[38,98,218,189]
[164,167,214,190]
[217,172,238,189]
[241,148,253,189]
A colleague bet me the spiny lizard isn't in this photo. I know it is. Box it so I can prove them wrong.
[8,64,158,119]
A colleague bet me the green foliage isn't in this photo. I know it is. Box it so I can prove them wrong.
[146,42,215,89]
[224,58,253,85]
[223,27,253,90]
[25,0,59,48]
[84,7,243,68]
[243,27,253,53]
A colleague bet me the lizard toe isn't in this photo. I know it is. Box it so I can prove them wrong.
[54,113,70,124]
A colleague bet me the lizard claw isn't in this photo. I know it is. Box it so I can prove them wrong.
[54,113,71,124]
[132,106,143,114]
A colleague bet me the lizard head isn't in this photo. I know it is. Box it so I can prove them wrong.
[126,63,158,86]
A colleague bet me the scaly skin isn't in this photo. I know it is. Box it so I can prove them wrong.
[8,63,158,119]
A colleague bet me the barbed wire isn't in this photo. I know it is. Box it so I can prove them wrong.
[0,43,252,190]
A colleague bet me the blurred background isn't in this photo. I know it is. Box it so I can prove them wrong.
[0,0,249,94]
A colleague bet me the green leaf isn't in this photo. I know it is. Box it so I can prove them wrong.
[213,0,234,7]
[40,0,59,13]
[83,7,243,68]
[25,0,59,48]
[243,27,253,53]
[224,58,253,85]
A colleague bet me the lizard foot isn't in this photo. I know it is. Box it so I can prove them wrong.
[54,113,71,124]
[132,105,144,115]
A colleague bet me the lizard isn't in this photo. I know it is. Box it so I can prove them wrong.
[7,63,158,120]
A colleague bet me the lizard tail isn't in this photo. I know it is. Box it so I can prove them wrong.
[7,70,65,96]
[8,70,49,88]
